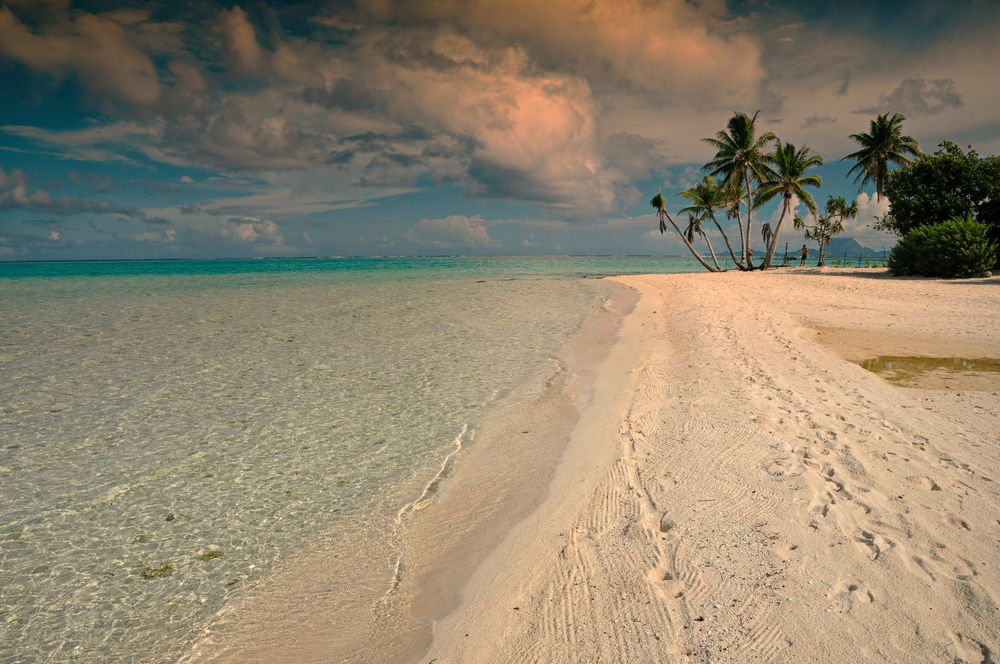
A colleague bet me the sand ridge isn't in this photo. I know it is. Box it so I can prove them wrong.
[426,269,1000,663]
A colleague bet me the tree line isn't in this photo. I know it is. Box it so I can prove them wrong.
[651,111,920,270]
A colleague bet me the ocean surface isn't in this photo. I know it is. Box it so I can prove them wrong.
[0,256,700,663]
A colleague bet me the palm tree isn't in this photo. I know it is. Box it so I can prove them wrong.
[756,141,823,269]
[650,192,718,272]
[679,175,745,270]
[684,213,722,271]
[794,195,858,267]
[844,112,920,202]
[703,110,776,268]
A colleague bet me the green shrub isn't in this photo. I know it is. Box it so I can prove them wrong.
[889,217,997,278]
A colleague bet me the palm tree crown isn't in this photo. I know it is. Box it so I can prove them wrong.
[702,110,776,268]
[756,141,824,217]
[678,175,728,219]
[844,112,920,201]
[703,110,776,186]
[755,141,823,268]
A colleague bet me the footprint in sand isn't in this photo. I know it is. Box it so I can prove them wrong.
[920,476,943,491]
[827,580,874,614]
[950,632,993,664]
[947,514,972,531]
[854,530,893,561]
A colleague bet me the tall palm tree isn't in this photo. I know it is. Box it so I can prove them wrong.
[703,110,776,268]
[756,141,823,269]
[843,112,920,202]
[679,175,745,270]
[650,192,718,272]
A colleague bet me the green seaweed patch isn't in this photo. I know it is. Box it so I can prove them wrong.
[141,562,174,579]
[199,550,224,562]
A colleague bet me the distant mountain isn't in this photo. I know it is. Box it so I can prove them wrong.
[827,236,891,259]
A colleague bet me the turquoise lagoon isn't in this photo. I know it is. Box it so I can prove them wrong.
[0,257,699,662]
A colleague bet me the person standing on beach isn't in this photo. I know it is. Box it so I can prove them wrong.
[799,244,809,266]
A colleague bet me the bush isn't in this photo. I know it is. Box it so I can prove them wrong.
[889,217,997,278]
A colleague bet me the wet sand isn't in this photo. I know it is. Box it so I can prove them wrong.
[178,281,639,663]
[427,269,1000,663]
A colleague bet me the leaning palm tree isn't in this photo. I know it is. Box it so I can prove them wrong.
[684,213,722,271]
[843,112,920,202]
[679,175,745,270]
[650,192,718,272]
[703,110,776,268]
[794,195,858,267]
[756,141,823,269]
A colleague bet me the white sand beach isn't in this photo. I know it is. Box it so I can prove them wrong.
[425,269,1000,663]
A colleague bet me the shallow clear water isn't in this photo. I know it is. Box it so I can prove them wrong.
[0,257,696,662]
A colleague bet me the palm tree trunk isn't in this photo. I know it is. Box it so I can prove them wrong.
[731,206,748,265]
[708,211,746,270]
[761,198,789,269]
[743,168,756,269]
[817,238,826,267]
[662,211,718,272]
[700,230,722,271]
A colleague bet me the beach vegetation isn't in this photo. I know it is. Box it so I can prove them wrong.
[684,213,723,271]
[878,142,1000,264]
[794,196,858,267]
[755,141,824,268]
[703,110,776,269]
[651,192,719,271]
[888,217,997,278]
[843,112,921,202]
[648,109,961,274]
[141,562,174,579]
[679,176,745,270]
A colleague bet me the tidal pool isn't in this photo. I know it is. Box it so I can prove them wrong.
[857,355,1000,389]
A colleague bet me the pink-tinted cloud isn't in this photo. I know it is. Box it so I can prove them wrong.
[0,7,161,107]
[223,216,284,245]
[416,214,498,247]
[357,0,765,105]
[219,7,263,74]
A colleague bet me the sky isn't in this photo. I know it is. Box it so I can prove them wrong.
[1,0,999,260]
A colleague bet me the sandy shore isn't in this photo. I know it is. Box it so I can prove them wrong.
[427,269,1000,663]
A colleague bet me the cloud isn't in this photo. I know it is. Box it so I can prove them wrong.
[0,6,162,107]
[219,7,263,74]
[0,1,769,216]
[795,192,894,247]
[357,0,765,106]
[0,166,151,219]
[223,216,284,245]
[3,0,1000,253]
[801,115,837,129]
[415,214,498,248]
[856,78,963,116]
[835,71,851,97]
[134,228,177,243]
[2,122,160,163]
[602,133,671,180]
[845,192,892,242]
